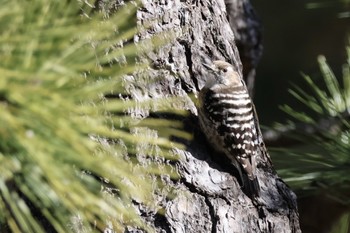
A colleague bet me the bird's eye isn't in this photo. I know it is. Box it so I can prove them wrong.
[222,68,228,73]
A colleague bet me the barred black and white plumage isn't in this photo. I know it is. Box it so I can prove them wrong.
[198,60,260,197]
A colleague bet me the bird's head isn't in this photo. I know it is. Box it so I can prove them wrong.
[203,60,242,88]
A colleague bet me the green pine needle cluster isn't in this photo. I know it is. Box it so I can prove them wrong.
[306,0,350,18]
[0,0,189,232]
[330,212,350,233]
[272,40,350,202]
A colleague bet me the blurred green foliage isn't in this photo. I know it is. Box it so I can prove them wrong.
[271,41,350,233]
[0,0,189,232]
[306,0,350,18]
[330,212,350,233]
[272,43,350,201]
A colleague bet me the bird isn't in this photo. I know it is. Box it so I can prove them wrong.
[198,60,260,197]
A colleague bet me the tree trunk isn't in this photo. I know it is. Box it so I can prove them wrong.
[122,0,301,232]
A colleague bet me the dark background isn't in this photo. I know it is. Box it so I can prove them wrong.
[251,0,350,126]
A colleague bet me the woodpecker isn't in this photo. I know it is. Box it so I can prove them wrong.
[198,60,260,197]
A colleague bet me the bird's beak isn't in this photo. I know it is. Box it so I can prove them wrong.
[202,63,215,72]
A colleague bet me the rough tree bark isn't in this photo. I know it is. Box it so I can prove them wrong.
[107,0,301,232]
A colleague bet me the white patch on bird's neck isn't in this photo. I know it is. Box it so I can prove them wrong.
[225,71,243,87]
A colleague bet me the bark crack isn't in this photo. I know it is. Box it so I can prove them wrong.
[180,178,217,232]
[179,40,198,92]
[204,196,217,233]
